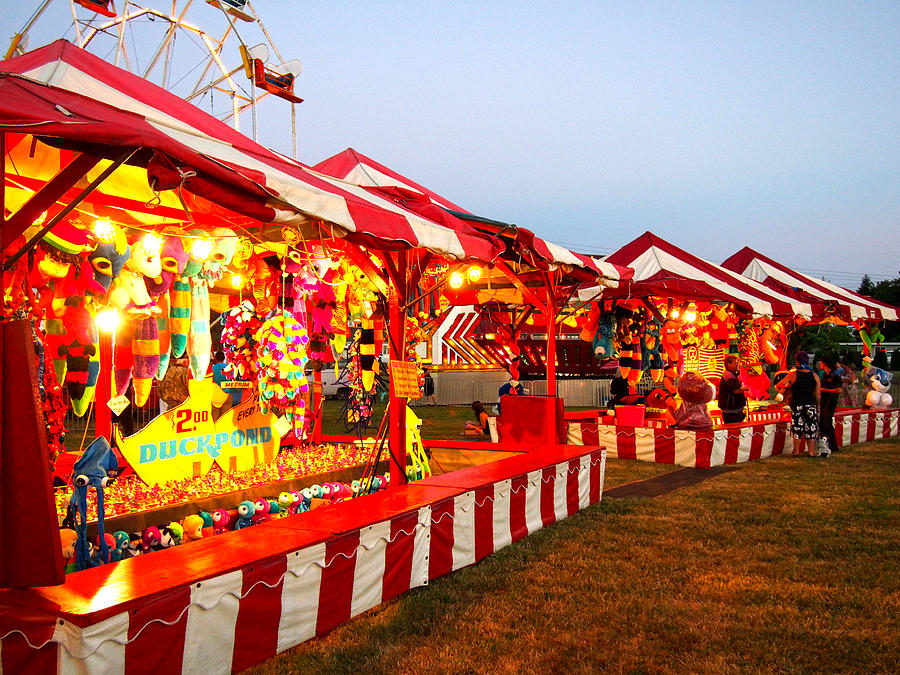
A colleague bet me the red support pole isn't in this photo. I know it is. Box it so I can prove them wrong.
[388,250,408,488]
[546,276,558,397]
[96,328,113,441]
[313,368,322,442]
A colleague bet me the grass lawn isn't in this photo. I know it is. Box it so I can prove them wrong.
[247,437,900,674]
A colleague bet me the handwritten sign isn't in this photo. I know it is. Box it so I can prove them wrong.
[389,360,422,398]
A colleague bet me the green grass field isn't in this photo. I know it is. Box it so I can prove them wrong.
[247,437,900,674]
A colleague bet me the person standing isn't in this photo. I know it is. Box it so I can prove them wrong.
[423,368,436,405]
[718,355,750,424]
[840,360,860,408]
[775,352,821,457]
[818,355,841,454]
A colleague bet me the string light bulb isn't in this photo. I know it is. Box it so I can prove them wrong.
[95,308,120,333]
[467,266,482,283]
[94,218,116,243]
[141,233,163,257]
[449,271,464,289]
[191,237,213,260]
[231,274,243,288]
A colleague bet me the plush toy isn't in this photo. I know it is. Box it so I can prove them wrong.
[163,522,183,547]
[60,528,78,574]
[221,301,263,381]
[141,526,162,554]
[252,498,272,525]
[758,319,784,367]
[593,310,618,361]
[644,387,677,426]
[674,371,715,429]
[150,236,188,380]
[187,277,212,380]
[91,533,117,566]
[863,367,893,408]
[856,321,886,364]
[641,318,665,383]
[234,500,256,529]
[88,239,131,292]
[110,531,130,562]
[254,312,311,430]
[131,316,160,406]
[277,491,295,515]
[68,437,118,570]
[212,508,235,535]
[169,273,192,358]
[181,514,205,543]
[707,302,732,350]
[124,533,143,558]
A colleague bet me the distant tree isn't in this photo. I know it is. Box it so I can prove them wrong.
[858,274,876,296]
[857,273,900,341]
[796,323,854,359]
[872,348,889,369]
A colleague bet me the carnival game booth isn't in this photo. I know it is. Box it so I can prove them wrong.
[565,231,837,461]
[312,147,633,432]
[722,246,900,361]
[0,42,622,672]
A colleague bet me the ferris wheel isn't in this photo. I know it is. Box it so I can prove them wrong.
[6,0,303,157]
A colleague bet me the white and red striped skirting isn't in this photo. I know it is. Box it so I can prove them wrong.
[0,445,606,674]
[567,408,899,467]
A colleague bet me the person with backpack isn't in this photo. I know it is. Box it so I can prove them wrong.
[718,355,750,424]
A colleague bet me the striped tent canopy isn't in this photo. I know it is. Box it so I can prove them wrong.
[580,231,825,319]
[0,41,501,263]
[722,247,899,323]
[313,148,631,286]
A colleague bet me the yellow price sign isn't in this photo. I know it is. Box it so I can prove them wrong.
[389,360,421,399]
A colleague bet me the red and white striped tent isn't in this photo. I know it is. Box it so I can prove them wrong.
[313,148,631,286]
[0,41,502,263]
[580,231,823,319]
[722,247,899,323]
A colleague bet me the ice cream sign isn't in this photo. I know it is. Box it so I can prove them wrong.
[115,378,286,486]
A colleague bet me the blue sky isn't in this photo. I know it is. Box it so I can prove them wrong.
[5,1,899,287]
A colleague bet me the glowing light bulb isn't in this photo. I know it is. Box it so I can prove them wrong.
[94,218,116,242]
[192,238,213,260]
[449,271,464,289]
[141,233,163,257]
[467,266,482,283]
[684,310,697,323]
[231,274,243,288]
[95,308,120,333]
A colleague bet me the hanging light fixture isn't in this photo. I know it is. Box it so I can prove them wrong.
[449,271,464,289]
[95,308,120,333]
[191,237,213,260]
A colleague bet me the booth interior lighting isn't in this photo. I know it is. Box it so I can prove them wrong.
[93,218,116,243]
[449,271,464,289]
[192,238,213,260]
[95,308,120,333]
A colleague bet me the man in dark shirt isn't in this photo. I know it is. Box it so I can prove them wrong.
[718,355,749,424]
[818,355,842,453]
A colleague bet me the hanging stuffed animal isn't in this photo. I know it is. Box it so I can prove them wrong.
[641,317,665,383]
[221,300,263,381]
[254,312,311,431]
[758,319,784,367]
[855,320,886,364]
[358,317,379,392]
[187,276,212,380]
[592,309,618,361]
[68,436,118,571]
[152,236,189,379]
[661,315,683,394]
